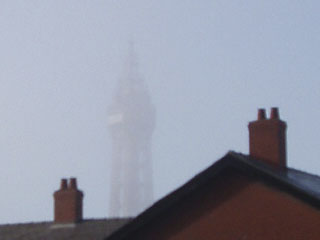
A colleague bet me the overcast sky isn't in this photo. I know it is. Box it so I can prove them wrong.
[0,1,319,224]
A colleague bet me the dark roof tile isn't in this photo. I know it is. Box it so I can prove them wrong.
[0,218,131,240]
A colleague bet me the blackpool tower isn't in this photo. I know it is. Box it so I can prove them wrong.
[108,45,155,217]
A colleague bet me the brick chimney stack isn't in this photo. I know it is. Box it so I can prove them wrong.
[53,178,84,223]
[248,107,287,167]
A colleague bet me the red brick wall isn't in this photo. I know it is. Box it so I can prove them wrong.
[132,170,320,239]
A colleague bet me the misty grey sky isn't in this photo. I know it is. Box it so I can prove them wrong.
[0,1,319,223]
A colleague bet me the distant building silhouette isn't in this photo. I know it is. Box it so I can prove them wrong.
[108,44,155,217]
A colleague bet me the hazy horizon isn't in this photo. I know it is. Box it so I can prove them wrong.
[0,1,319,223]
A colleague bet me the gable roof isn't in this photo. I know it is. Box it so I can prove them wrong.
[106,151,320,240]
[0,218,131,240]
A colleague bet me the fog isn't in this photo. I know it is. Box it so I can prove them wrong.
[108,43,155,217]
[0,1,319,223]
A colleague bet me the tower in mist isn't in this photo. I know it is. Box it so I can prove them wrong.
[108,45,155,217]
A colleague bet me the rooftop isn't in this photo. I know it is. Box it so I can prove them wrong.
[0,218,131,240]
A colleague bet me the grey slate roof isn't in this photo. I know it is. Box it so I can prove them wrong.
[233,152,320,201]
[0,218,131,240]
[106,152,320,239]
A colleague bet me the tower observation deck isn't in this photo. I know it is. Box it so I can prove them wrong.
[108,45,155,217]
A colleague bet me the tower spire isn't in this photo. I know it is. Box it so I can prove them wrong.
[128,40,137,68]
[115,41,148,104]
[108,45,155,217]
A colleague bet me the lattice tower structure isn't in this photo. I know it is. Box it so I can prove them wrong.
[108,46,155,217]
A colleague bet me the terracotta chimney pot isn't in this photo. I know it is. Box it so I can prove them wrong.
[53,178,84,223]
[248,107,287,167]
